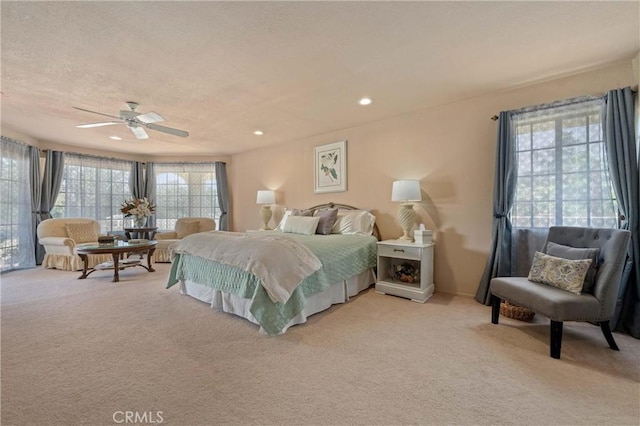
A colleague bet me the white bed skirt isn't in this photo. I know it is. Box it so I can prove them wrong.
[180,268,376,334]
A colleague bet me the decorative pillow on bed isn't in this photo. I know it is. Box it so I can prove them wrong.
[331,210,376,235]
[275,208,311,231]
[527,251,593,294]
[176,220,201,239]
[314,208,338,235]
[291,208,313,217]
[66,222,98,244]
[282,215,320,235]
[275,210,291,231]
[544,242,600,294]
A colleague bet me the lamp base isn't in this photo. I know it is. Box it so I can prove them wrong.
[259,205,273,231]
[397,203,416,242]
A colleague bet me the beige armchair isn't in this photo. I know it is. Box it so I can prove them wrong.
[37,218,112,271]
[154,217,216,262]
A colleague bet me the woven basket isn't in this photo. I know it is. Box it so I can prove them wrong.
[500,301,535,321]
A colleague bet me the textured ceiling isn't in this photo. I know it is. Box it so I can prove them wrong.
[2,1,638,156]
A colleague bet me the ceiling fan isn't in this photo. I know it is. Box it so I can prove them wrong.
[73,101,189,140]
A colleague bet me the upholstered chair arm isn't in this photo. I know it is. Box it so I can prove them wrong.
[39,236,76,248]
[38,236,77,256]
[155,231,178,240]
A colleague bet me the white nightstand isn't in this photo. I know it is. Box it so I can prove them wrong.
[375,240,434,303]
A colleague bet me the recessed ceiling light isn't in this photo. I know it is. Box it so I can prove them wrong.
[357,97,373,106]
[109,136,123,140]
[254,130,264,136]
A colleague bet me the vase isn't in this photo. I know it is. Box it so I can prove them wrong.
[134,216,147,228]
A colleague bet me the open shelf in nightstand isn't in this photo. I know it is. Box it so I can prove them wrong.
[375,240,434,303]
[377,256,422,288]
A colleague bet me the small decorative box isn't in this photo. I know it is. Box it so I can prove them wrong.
[98,235,115,246]
[414,229,433,244]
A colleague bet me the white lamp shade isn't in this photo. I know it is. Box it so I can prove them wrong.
[391,180,421,202]
[256,190,276,205]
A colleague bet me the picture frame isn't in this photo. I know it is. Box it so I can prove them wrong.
[314,140,347,193]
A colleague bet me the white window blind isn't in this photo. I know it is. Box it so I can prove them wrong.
[53,154,132,232]
[0,137,35,271]
[511,97,618,229]
[154,163,219,231]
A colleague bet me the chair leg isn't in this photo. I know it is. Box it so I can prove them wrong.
[599,321,620,351]
[491,295,501,324]
[550,320,563,359]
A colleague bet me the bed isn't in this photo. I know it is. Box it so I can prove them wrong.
[166,203,380,335]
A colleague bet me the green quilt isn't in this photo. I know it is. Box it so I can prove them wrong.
[167,232,377,335]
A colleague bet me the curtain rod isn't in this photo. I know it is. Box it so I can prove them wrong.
[490,87,638,121]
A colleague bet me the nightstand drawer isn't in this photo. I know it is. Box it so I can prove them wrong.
[377,244,421,260]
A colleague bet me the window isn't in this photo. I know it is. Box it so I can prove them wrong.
[53,154,132,231]
[511,98,618,229]
[154,163,219,230]
[0,137,35,271]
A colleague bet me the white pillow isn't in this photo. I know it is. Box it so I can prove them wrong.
[282,215,320,235]
[275,210,292,231]
[331,210,376,235]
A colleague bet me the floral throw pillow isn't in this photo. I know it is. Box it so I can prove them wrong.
[528,251,593,294]
[544,242,600,294]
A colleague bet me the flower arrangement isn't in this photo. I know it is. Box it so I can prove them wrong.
[121,197,156,225]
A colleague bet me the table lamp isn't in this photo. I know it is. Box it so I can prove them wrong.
[391,180,421,241]
[256,190,276,230]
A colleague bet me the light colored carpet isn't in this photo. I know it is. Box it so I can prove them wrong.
[1,264,639,426]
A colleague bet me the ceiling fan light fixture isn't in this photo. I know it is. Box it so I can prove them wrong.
[74,102,188,139]
[357,97,373,106]
[254,130,264,136]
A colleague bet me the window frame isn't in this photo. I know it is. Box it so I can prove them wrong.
[52,154,133,232]
[511,98,618,229]
[0,138,35,272]
[154,163,220,231]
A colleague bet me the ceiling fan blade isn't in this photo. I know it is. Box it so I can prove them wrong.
[76,121,121,128]
[73,106,121,120]
[136,111,164,124]
[146,123,189,138]
[129,126,149,140]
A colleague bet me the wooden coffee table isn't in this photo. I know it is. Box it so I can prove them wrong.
[75,240,157,282]
[124,226,158,240]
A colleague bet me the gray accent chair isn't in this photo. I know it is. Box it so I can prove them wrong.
[490,226,631,359]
